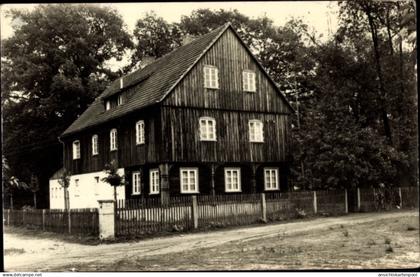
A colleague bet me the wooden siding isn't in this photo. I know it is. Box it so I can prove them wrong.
[160,106,290,163]
[63,107,162,175]
[164,28,290,114]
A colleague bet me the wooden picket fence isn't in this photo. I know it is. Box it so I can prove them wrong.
[3,208,99,236]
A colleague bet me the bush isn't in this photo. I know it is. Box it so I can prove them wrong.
[295,208,306,219]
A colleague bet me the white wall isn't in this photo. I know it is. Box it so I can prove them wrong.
[49,169,126,209]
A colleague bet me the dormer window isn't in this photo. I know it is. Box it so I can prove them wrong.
[204,65,219,89]
[243,70,256,92]
[117,94,123,106]
[105,100,111,111]
[92,134,98,156]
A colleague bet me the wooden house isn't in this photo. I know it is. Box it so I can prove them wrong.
[49,23,294,208]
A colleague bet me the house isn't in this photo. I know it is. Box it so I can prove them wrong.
[49,23,294,209]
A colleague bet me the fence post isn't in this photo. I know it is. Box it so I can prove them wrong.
[357,187,361,212]
[42,209,46,231]
[7,209,10,226]
[260,193,267,222]
[313,191,317,214]
[192,195,198,229]
[68,210,71,234]
[22,209,25,226]
[98,200,115,240]
[344,189,348,214]
[398,187,403,209]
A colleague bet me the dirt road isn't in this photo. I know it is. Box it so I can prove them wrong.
[4,211,419,271]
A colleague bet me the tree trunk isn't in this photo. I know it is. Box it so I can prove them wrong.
[10,194,14,210]
[64,188,69,210]
[114,186,117,202]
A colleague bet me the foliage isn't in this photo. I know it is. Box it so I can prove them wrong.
[2,4,133,194]
[57,168,71,189]
[102,160,126,202]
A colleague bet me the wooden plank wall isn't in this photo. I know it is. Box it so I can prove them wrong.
[161,106,289,163]
[164,28,291,114]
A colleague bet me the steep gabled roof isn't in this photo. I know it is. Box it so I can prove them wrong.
[61,23,293,137]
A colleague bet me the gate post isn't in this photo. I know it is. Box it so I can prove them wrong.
[260,193,267,222]
[192,195,198,229]
[98,200,115,240]
[42,209,46,231]
[313,191,317,214]
[68,210,71,234]
[398,187,403,209]
[344,189,348,214]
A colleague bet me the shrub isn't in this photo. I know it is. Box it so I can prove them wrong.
[295,208,306,219]
[384,238,391,244]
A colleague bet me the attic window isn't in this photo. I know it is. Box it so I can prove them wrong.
[120,78,124,89]
[105,100,111,111]
[204,65,219,89]
[243,70,256,92]
[72,140,81,160]
[117,94,123,106]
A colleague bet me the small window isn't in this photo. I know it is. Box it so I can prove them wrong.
[92,134,99,156]
[136,120,145,145]
[72,140,81,160]
[117,94,123,106]
[180,168,199,193]
[74,179,80,197]
[204,65,219,89]
[249,120,264,142]
[199,117,216,141]
[225,168,241,192]
[243,70,256,92]
[110,128,118,151]
[264,168,279,191]
[51,188,54,199]
[105,100,111,111]
[149,169,160,194]
[132,171,141,195]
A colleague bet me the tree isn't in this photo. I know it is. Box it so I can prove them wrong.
[57,168,71,210]
[128,11,182,71]
[102,160,126,202]
[2,4,133,205]
[2,156,29,209]
[29,174,40,208]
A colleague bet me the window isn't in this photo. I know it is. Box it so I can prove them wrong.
[105,100,111,111]
[72,140,80,160]
[243,70,256,92]
[92,135,98,156]
[264,168,279,191]
[51,188,54,199]
[149,169,160,194]
[132,171,141,195]
[204,65,219,89]
[180,168,199,193]
[136,120,145,145]
[199,117,216,141]
[249,120,264,142]
[224,168,241,192]
[110,128,118,151]
[74,179,80,197]
[117,94,123,106]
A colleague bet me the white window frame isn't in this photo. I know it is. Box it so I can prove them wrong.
[180,168,199,194]
[105,100,111,111]
[92,134,99,156]
[149,169,160,195]
[243,70,256,92]
[132,171,141,195]
[117,94,123,106]
[264,168,279,191]
[74,179,80,197]
[110,128,118,151]
[224,168,241,192]
[72,140,81,160]
[203,65,219,89]
[249,119,264,143]
[136,120,145,145]
[199,117,217,141]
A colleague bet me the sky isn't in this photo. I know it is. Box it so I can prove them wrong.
[0,2,340,69]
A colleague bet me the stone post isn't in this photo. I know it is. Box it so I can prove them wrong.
[159,164,170,206]
[192,195,198,229]
[398,187,403,209]
[313,191,317,214]
[260,193,267,222]
[98,200,115,240]
[344,189,348,214]
[68,210,71,234]
[357,187,361,212]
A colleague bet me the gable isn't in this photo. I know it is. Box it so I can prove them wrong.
[163,27,293,114]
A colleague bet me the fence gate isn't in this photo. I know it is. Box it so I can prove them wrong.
[347,188,359,212]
